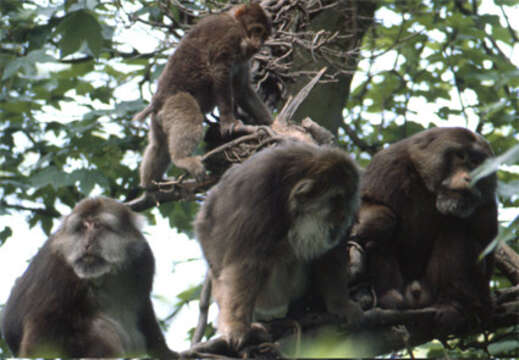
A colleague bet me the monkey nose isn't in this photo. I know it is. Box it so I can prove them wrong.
[84,221,95,231]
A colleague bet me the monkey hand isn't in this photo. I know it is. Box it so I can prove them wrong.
[219,118,244,136]
[187,156,207,182]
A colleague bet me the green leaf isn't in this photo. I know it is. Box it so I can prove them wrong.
[471,144,519,185]
[41,215,54,235]
[70,169,109,195]
[30,166,73,189]
[481,214,519,258]
[0,227,12,245]
[55,10,103,57]
[488,339,519,356]
[1,50,55,80]
[176,284,202,303]
[498,180,519,199]
[67,0,98,12]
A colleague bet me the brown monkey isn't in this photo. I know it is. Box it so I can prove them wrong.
[351,127,497,330]
[135,3,273,185]
[195,141,363,349]
[0,197,177,358]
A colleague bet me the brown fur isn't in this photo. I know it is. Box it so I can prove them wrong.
[352,127,497,330]
[195,141,363,349]
[0,198,176,358]
[136,3,272,185]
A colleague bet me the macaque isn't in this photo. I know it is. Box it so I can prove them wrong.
[0,197,177,358]
[351,127,497,329]
[195,141,363,349]
[135,3,273,186]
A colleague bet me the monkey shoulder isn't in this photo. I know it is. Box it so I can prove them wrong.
[362,146,423,211]
[352,201,397,248]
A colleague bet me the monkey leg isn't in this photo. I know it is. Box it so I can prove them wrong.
[139,115,171,188]
[211,263,269,350]
[159,93,205,180]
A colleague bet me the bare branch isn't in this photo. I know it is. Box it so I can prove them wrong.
[495,243,519,285]
[276,67,327,125]
[180,293,519,358]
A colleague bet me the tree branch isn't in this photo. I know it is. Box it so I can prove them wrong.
[495,243,519,285]
[0,200,61,218]
[180,293,519,358]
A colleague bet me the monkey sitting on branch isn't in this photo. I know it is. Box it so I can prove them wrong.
[352,127,498,331]
[1,197,177,358]
[134,3,273,191]
[194,141,363,350]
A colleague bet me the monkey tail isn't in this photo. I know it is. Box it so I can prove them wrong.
[132,104,154,122]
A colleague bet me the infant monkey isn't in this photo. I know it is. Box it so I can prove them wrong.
[135,3,273,187]
[195,141,363,350]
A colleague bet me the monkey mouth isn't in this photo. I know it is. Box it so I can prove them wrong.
[78,254,104,265]
[439,185,482,200]
[73,255,112,279]
[436,190,480,219]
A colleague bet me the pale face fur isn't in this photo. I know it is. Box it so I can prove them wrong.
[53,209,146,279]
[288,188,358,261]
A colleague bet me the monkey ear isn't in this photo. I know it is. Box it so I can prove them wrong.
[131,212,147,231]
[231,4,247,18]
[289,179,316,205]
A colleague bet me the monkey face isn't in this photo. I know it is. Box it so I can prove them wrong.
[233,3,271,59]
[435,147,492,218]
[288,184,359,261]
[53,198,146,279]
[409,128,496,219]
[245,23,268,52]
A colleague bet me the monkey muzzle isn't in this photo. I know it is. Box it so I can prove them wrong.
[79,254,103,264]
[436,187,482,219]
[72,254,113,279]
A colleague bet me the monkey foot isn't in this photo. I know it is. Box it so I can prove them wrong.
[224,322,271,352]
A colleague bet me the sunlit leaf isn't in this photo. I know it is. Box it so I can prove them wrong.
[0,227,12,245]
[481,214,519,258]
[488,339,519,356]
[70,169,109,195]
[55,10,103,57]
[30,166,73,189]
[471,144,519,185]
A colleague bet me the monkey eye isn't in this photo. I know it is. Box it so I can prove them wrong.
[249,25,264,38]
[469,151,487,166]
[72,223,84,233]
[453,150,467,162]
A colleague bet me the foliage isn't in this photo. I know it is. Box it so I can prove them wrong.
[0,0,518,357]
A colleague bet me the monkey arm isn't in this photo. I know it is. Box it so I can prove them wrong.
[233,63,272,125]
[213,64,236,133]
[208,36,241,134]
[139,298,178,358]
